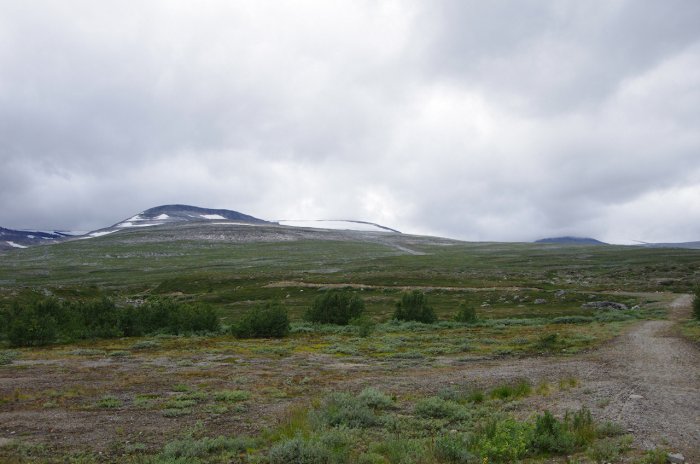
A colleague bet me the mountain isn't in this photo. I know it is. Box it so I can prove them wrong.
[535,236,608,245]
[83,204,270,238]
[0,227,74,251]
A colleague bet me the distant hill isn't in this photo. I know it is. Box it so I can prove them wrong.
[535,236,608,245]
[0,227,73,251]
[637,241,700,250]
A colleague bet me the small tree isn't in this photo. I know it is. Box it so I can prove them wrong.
[305,290,365,325]
[693,287,700,320]
[393,290,437,323]
[233,302,290,338]
[454,302,477,323]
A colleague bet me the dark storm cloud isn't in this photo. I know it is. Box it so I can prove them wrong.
[1,1,699,243]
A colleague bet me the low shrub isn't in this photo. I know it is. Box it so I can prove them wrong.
[232,302,290,338]
[351,316,375,337]
[161,435,253,460]
[694,287,700,320]
[314,392,378,428]
[552,316,594,324]
[268,437,332,464]
[0,350,20,365]
[536,333,560,350]
[435,434,476,463]
[530,410,575,454]
[489,379,532,400]
[475,418,532,462]
[454,302,477,323]
[305,290,365,325]
[393,291,436,324]
[357,387,395,410]
[414,397,467,420]
[96,395,121,409]
[370,438,432,464]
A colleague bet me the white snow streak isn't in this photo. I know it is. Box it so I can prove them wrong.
[277,220,391,232]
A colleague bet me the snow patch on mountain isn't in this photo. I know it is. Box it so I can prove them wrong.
[277,220,399,233]
[6,241,27,249]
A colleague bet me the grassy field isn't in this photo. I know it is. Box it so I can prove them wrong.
[1,224,698,462]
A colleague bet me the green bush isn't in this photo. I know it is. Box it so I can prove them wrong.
[475,418,532,462]
[314,392,378,428]
[414,397,467,420]
[357,387,395,410]
[530,410,575,454]
[454,302,477,323]
[232,302,290,338]
[305,291,365,325]
[393,291,436,323]
[435,434,475,463]
[693,287,700,320]
[535,333,560,350]
[566,406,596,447]
[351,316,375,337]
[161,435,253,460]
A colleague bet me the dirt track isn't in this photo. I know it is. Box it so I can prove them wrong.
[348,294,700,459]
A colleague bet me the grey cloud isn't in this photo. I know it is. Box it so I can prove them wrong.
[1,1,699,243]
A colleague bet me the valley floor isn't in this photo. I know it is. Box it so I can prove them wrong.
[0,293,698,462]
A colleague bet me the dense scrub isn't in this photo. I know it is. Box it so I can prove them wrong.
[394,290,437,323]
[304,290,365,325]
[0,296,220,347]
[231,302,290,338]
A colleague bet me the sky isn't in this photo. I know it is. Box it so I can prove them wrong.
[1,0,700,244]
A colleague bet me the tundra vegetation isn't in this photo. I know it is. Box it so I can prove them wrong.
[0,224,699,462]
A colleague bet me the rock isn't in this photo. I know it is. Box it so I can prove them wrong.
[629,394,643,400]
[534,299,547,304]
[581,301,628,310]
[631,305,640,310]
[667,452,685,463]
[555,290,566,298]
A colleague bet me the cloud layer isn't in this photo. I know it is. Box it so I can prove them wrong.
[1,0,699,243]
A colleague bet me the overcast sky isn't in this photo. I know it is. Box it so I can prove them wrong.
[1,1,699,243]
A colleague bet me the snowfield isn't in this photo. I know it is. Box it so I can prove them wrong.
[277,220,395,233]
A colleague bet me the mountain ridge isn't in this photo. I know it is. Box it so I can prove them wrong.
[534,236,608,245]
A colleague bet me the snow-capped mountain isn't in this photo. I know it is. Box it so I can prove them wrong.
[0,227,75,251]
[83,204,270,238]
[2,204,402,249]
